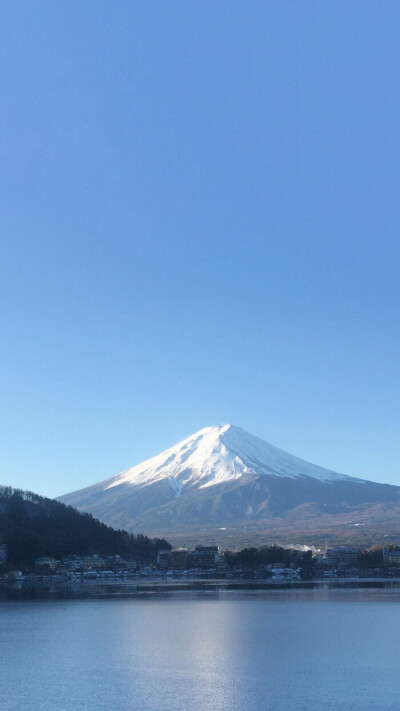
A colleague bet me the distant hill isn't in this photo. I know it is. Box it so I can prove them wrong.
[0,486,170,567]
[59,424,400,548]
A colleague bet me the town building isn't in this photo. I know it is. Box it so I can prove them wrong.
[383,547,400,566]
[189,545,219,569]
[157,549,171,570]
[325,547,358,568]
[169,548,189,570]
[34,557,59,571]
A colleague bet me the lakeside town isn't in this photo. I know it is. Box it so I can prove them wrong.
[2,542,400,585]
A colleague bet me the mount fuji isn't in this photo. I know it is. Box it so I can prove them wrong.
[59,425,400,547]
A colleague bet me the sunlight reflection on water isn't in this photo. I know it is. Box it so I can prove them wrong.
[1,593,400,711]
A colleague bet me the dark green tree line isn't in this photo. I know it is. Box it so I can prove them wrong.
[0,486,170,567]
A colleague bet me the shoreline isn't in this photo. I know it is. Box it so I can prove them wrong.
[3,576,400,601]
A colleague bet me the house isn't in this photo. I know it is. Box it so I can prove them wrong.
[34,557,59,572]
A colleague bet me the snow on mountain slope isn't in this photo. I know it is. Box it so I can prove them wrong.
[58,424,400,543]
[104,424,356,498]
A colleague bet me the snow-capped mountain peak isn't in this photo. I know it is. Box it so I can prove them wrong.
[104,424,352,497]
[59,424,398,544]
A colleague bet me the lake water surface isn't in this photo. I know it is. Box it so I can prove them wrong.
[1,587,400,710]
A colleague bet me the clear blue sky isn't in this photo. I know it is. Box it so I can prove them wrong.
[1,1,399,497]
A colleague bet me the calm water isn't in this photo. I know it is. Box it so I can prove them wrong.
[1,588,400,711]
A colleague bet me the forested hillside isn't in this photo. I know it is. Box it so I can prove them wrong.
[0,486,170,566]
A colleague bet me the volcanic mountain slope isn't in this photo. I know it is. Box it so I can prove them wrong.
[59,425,400,545]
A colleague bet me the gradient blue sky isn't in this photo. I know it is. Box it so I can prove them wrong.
[1,1,399,497]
